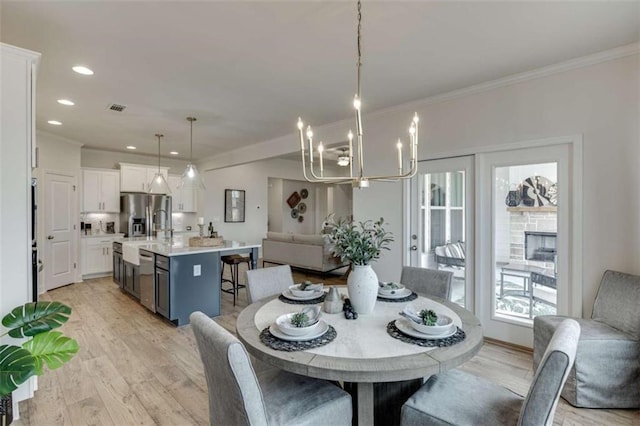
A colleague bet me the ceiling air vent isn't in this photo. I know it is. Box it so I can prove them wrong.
[107,103,126,112]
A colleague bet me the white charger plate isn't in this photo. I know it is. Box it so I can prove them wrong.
[281,289,324,301]
[269,320,329,341]
[395,317,457,339]
[378,288,413,299]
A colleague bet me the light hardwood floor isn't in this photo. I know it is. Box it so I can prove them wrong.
[15,267,639,426]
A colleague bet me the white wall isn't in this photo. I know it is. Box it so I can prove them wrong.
[201,158,311,246]
[202,51,639,317]
[356,54,639,316]
[268,178,283,232]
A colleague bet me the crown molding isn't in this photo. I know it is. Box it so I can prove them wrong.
[36,130,84,147]
[372,42,640,117]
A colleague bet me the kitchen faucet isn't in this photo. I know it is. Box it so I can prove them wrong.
[153,209,173,240]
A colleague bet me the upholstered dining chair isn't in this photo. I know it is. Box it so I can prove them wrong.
[534,269,640,408]
[245,264,295,303]
[190,312,352,426]
[400,266,453,300]
[401,319,580,426]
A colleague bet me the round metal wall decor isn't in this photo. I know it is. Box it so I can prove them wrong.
[298,202,307,214]
[291,208,299,219]
[298,215,304,223]
[521,176,553,207]
[300,188,309,199]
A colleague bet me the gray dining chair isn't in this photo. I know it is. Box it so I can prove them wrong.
[401,318,580,426]
[190,311,352,426]
[246,264,295,303]
[534,269,640,408]
[400,266,453,300]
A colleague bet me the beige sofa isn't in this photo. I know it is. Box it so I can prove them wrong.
[262,232,348,273]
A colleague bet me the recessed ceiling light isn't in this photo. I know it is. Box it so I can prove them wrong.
[57,99,75,106]
[169,151,179,155]
[126,146,137,150]
[72,65,94,75]
[47,120,62,126]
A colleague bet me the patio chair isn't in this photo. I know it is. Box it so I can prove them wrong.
[245,264,294,303]
[400,266,453,300]
[401,319,580,426]
[533,269,640,408]
[190,311,352,425]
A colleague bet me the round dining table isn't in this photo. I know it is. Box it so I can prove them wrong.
[236,289,483,426]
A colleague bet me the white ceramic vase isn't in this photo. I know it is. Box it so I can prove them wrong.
[347,264,378,314]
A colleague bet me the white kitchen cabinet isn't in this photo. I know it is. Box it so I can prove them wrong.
[120,163,169,193]
[168,175,198,212]
[81,236,121,276]
[82,169,120,212]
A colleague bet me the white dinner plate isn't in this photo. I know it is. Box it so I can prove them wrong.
[395,317,457,340]
[281,289,324,301]
[269,320,329,341]
[378,288,413,299]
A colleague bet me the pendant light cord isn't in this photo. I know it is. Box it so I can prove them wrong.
[187,117,197,164]
[356,0,362,98]
[155,134,163,173]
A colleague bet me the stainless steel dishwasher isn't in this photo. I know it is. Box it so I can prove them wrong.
[139,249,156,312]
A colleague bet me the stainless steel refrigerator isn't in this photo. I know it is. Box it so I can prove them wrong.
[120,193,172,237]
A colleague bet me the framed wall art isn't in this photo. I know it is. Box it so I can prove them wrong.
[225,189,245,223]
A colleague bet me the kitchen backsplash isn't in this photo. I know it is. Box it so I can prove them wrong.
[81,212,197,235]
[172,212,197,232]
[81,212,119,235]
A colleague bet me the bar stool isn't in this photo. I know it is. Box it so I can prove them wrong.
[221,254,251,305]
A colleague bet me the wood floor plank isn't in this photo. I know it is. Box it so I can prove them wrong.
[12,270,639,426]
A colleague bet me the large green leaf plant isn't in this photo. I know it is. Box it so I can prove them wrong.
[0,301,79,396]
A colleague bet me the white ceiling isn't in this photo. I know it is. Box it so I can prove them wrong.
[1,1,638,161]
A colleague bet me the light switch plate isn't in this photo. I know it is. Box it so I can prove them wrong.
[193,264,201,276]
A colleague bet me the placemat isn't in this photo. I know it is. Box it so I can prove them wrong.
[278,293,326,305]
[377,292,418,303]
[260,325,337,351]
[386,320,465,347]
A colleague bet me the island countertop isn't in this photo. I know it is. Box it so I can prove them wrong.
[121,236,261,258]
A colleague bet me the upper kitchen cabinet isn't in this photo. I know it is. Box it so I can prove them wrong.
[168,175,198,212]
[120,163,169,193]
[82,169,120,212]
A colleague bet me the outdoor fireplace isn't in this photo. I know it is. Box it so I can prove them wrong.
[525,231,557,262]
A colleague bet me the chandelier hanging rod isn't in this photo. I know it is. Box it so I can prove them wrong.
[296,0,419,189]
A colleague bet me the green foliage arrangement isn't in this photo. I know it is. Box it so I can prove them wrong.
[0,301,79,396]
[419,309,438,326]
[324,215,394,266]
[290,312,310,328]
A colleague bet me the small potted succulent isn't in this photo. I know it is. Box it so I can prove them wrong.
[0,301,79,424]
[324,214,393,314]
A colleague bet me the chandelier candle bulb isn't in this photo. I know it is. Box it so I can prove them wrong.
[397,140,403,173]
[318,142,324,175]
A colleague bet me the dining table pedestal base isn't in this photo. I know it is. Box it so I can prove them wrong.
[345,379,423,426]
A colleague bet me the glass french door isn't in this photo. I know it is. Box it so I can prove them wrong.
[478,144,573,347]
[409,156,474,310]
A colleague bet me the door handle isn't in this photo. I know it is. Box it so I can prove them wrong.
[410,245,418,251]
[47,235,54,240]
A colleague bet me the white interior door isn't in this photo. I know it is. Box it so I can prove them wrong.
[409,156,474,310]
[477,144,576,347]
[44,171,77,290]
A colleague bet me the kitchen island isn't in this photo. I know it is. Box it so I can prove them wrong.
[115,237,260,326]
